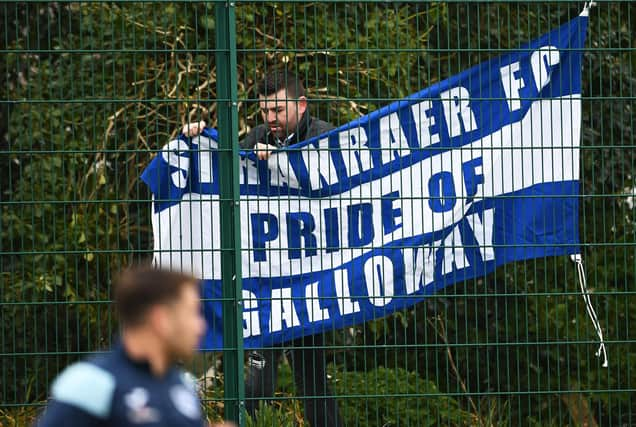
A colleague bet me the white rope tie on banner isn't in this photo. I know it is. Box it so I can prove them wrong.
[581,2,597,17]
[571,253,608,367]
[578,1,604,367]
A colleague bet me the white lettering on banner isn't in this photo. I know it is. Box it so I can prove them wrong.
[181,47,561,197]
[531,46,560,91]
[242,290,260,338]
[306,281,330,322]
[440,86,477,138]
[500,61,526,112]
[302,138,340,189]
[403,240,438,295]
[239,157,249,185]
[441,224,468,275]
[338,126,372,181]
[410,99,441,148]
[334,269,360,315]
[402,207,495,295]
[379,112,411,164]
[270,151,301,189]
[269,287,300,333]
[195,136,217,184]
[161,139,190,188]
[364,255,395,307]
[466,208,495,262]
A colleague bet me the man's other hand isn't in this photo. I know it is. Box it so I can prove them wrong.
[254,142,274,160]
[182,121,206,137]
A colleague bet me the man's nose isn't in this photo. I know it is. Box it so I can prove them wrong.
[266,110,277,123]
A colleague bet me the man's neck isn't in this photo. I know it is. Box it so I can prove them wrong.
[277,132,295,144]
[272,111,309,145]
[121,329,171,377]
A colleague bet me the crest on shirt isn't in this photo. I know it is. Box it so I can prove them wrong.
[170,384,201,419]
[124,387,161,423]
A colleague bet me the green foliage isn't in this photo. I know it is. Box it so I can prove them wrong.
[245,402,301,427]
[233,2,448,125]
[0,405,39,427]
[332,366,475,427]
[1,1,193,404]
[199,359,303,426]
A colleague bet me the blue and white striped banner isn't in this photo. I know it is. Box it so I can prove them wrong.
[142,15,588,350]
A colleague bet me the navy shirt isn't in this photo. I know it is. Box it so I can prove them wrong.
[37,343,206,427]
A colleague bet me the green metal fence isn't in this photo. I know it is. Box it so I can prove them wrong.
[1,1,635,426]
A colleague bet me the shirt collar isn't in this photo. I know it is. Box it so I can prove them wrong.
[114,339,166,377]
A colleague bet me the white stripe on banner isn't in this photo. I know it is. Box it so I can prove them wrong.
[142,14,602,354]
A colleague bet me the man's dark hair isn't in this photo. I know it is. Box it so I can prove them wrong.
[114,266,197,326]
[256,70,306,99]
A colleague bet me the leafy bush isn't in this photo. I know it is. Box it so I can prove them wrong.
[331,366,474,427]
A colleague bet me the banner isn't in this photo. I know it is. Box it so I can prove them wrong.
[142,16,588,350]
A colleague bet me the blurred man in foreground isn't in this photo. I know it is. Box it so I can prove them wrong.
[37,266,232,427]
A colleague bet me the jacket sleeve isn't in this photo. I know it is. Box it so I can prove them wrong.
[239,125,268,150]
[35,362,115,427]
[307,118,336,139]
[238,132,255,150]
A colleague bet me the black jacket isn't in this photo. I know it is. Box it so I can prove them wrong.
[239,111,334,150]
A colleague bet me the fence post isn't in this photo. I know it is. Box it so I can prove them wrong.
[214,0,245,425]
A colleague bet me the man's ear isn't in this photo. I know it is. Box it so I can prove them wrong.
[297,96,308,116]
[147,305,170,335]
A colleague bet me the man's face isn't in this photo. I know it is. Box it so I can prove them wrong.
[162,284,206,361]
[259,88,307,140]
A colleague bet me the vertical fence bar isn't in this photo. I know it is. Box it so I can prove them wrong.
[214,0,245,425]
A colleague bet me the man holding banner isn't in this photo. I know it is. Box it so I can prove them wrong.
[240,70,342,427]
[180,70,343,426]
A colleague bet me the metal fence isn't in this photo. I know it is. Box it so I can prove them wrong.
[1,2,635,426]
